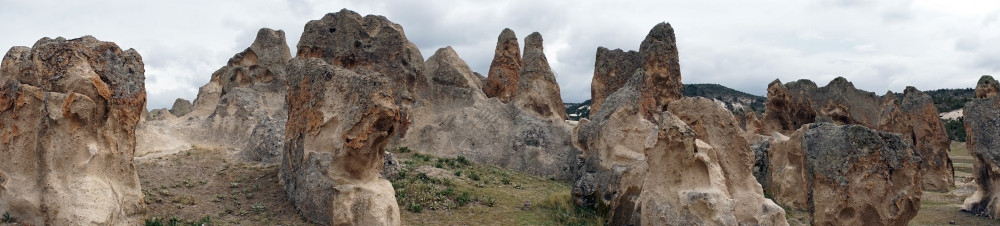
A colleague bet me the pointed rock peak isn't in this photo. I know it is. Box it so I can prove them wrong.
[768,79,784,88]
[430,46,459,59]
[976,75,1000,98]
[883,90,897,99]
[785,79,818,90]
[902,86,922,96]
[524,32,544,53]
[827,77,854,89]
[484,28,524,102]
[640,22,675,52]
[499,28,518,42]
[249,28,291,66]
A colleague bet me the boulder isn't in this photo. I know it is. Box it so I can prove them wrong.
[295,8,427,107]
[0,36,146,225]
[146,108,175,121]
[589,23,683,115]
[483,28,521,102]
[763,123,922,225]
[168,98,192,117]
[512,32,568,120]
[402,47,578,179]
[961,75,1000,218]
[573,70,787,225]
[282,58,401,225]
[243,116,286,163]
[975,75,999,98]
[759,77,953,192]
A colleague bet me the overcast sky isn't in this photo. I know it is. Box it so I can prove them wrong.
[2,0,999,109]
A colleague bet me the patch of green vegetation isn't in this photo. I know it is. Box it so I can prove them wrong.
[537,191,606,225]
[144,216,211,226]
[943,118,966,142]
[2,212,16,223]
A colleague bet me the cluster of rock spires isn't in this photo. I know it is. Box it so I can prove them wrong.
[1,37,146,224]
[5,7,1000,226]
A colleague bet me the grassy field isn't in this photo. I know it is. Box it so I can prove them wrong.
[908,141,1000,226]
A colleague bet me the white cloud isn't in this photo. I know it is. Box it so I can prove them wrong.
[2,0,998,108]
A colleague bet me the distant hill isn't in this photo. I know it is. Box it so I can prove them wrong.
[923,88,974,113]
[564,84,765,121]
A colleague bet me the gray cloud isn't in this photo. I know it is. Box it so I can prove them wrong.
[2,0,997,108]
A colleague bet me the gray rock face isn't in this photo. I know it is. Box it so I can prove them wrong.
[402,47,579,180]
[961,75,1000,218]
[244,116,286,163]
[763,123,922,225]
[759,77,953,192]
[589,23,682,116]
[169,98,192,117]
[975,75,999,98]
[0,36,146,225]
[282,57,402,226]
[296,8,427,107]
[483,28,521,103]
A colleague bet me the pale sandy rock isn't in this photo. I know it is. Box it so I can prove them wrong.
[961,75,1000,218]
[512,32,568,120]
[282,58,401,226]
[573,71,787,225]
[146,108,176,121]
[401,47,578,179]
[483,28,521,103]
[0,36,146,225]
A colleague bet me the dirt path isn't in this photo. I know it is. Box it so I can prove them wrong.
[136,147,313,225]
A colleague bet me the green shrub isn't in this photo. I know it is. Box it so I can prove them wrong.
[2,212,16,223]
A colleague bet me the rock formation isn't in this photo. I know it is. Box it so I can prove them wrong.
[975,75,999,98]
[512,32,568,120]
[573,70,787,225]
[146,108,175,121]
[763,123,922,225]
[758,77,953,192]
[168,98,192,117]
[590,48,641,115]
[589,22,682,116]
[295,8,427,107]
[961,75,1000,218]
[282,57,402,225]
[483,28,521,102]
[0,36,146,224]
[402,46,579,179]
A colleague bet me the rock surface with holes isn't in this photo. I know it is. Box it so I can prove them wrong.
[572,69,787,225]
[281,57,402,226]
[961,75,1000,218]
[763,123,922,225]
[0,36,146,225]
[757,77,953,192]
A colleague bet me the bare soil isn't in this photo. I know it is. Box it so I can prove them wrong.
[136,147,313,225]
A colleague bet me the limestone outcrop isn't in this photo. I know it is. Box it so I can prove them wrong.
[512,32,568,120]
[758,77,953,192]
[483,28,521,103]
[589,22,682,116]
[281,57,402,225]
[763,123,922,225]
[0,36,146,225]
[402,46,579,179]
[961,75,1000,218]
[573,69,787,225]
[168,98,191,117]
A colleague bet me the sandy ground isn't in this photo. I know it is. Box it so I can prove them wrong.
[136,147,313,225]
[939,109,963,120]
